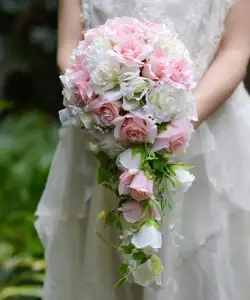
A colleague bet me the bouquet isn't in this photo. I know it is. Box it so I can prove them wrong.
[60,17,197,288]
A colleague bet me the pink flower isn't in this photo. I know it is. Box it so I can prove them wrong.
[70,56,88,74]
[119,201,142,223]
[106,17,145,40]
[114,39,153,66]
[143,21,166,34]
[73,77,90,107]
[130,171,154,201]
[167,59,195,90]
[114,113,157,144]
[118,170,153,201]
[142,49,172,83]
[94,101,120,126]
[153,120,194,153]
[120,170,138,185]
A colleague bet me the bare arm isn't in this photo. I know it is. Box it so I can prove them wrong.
[57,0,83,74]
[194,0,250,127]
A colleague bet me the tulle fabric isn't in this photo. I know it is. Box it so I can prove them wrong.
[36,0,250,299]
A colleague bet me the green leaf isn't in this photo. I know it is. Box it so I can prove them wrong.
[132,144,145,156]
[118,221,125,233]
[105,211,117,227]
[133,251,148,261]
[117,263,129,275]
[121,244,134,254]
[158,123,168,131]
[97,167,110,184]
[171,164,195,170]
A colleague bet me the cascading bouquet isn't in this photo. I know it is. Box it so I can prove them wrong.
[60,17,197,288]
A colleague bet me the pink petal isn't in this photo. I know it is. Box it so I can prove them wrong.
[119,201,142,223]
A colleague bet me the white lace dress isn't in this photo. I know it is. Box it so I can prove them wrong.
[35,0,250,299]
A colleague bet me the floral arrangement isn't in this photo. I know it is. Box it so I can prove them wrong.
[60,17,197,288]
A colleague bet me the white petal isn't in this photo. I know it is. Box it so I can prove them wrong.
[131,225,162,250]
[118,149,142,171]
[118,182,130,195]
[175,169,195,192]
[79,113,92,129]
[122,98,140,111]
[100,89,123,102]
[132,259,155,287]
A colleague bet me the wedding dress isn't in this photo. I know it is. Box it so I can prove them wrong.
[35,0,250,299]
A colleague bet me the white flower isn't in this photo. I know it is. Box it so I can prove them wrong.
[132,255,163,287]
[90,52,121,92]
[131,222,162,250]
[88,36,111,51]
[117,148,142,171]
[118,66,140,83]
[144,86,197,123]
[121,77,154,111]
[144,86,181,123]
[175,169,195,192]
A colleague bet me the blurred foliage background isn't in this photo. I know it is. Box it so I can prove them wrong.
[0,0,60,298]
[0,0,250,299]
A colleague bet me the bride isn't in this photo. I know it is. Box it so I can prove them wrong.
[35,0,250,299]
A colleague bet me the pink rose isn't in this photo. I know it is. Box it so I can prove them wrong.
[167,59,195,90]
[106,17,145,40]
[114,39,153,66]
[153,120,194,153]
[142,49,172,83]
[120,170,138,185]
[114,113,157,144]
[94,101,120,126]
[130,171,154,201]
[119,201,142,223]
[73,77,90,108]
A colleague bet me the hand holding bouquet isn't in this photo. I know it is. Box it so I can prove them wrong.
[60,17,197,288]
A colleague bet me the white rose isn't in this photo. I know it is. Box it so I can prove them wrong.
[91,52,121,92]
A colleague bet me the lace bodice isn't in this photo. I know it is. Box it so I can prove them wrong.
[82,0,234,80]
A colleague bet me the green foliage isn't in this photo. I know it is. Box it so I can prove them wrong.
[133,251,149,262]
[0,110,59,299]
[117,263,129,275]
